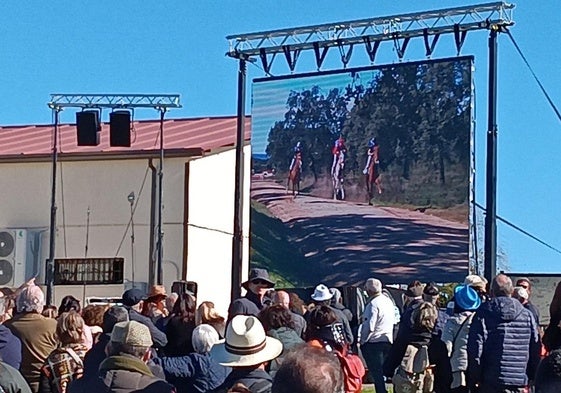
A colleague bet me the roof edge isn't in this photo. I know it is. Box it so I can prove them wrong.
[0,148,205,164]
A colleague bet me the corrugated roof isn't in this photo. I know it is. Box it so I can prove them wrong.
[0,116,251,161]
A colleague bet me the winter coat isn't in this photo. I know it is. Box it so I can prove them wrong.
[227,291,266,321]
[163,316,195,356]
[267,327,304,375]
[153,353,229,393]
[213,368,272,393]
[4,312,57,393]
[82,334,110,378]
[67,355,174,393]
[290,312,307,339]
[441,311,475,388]
[304,305,354,345]
[467,296,541,390]
[0,324,22,369]
[0,361,32,393]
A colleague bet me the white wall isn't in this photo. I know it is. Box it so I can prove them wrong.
[0,147,251,312]
[186,145,251,316]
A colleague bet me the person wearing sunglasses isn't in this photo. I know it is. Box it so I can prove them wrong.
[228,268,275,322]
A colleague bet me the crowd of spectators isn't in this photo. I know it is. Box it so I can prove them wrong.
[0,269,560,393]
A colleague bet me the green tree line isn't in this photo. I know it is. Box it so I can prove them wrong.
[265,59,471,207]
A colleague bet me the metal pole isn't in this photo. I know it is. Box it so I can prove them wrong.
[157,109,166,285]
[484,28,498,283]
[129,196,135,286]
[46,107,60,306]
[148,159,157,288]
[231,58,247,302]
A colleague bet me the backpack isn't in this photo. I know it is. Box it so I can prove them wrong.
[334,347,366,393]
[308,338,365,393]
[392,344,434,393]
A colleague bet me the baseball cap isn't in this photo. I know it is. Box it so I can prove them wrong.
[121,288,147,307]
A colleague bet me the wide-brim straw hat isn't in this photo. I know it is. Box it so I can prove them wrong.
[210,315,282,367]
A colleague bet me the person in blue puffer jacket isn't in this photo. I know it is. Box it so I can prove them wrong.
[467,274,541,393]
[153,324,230,393]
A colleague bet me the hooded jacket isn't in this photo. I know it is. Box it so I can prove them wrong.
[68,355,174,393]
[467,296,540,389]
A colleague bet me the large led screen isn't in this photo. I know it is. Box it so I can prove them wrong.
[250,56,473,287]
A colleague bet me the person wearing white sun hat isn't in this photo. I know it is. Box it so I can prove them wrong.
[211,315,282,393]
[308,284,354,345]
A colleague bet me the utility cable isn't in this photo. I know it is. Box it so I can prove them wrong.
[114,122,162,256]
[506,30,561,123]
[475,202,561,255]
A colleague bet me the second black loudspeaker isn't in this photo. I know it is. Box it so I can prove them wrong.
[110,111,131,147]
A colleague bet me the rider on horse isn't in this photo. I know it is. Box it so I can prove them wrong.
[331,136,346,176]
[289,141,303,175]
[362,137,379,175]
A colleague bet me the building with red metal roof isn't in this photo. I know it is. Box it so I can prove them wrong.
[0,116,251,314]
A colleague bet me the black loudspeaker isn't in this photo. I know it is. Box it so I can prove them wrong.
[110,111,131,147]
[76,111,101,146]
[171,280,198,298]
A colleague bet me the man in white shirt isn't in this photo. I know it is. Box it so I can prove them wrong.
[359,278,396,393]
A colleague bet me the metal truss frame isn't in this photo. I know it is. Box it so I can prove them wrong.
[226,2,516,298]
[44,93,181,305]
[227,2,514,72]
[48,93,181,110]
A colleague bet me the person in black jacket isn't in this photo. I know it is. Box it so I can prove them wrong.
[163,293,196,356]
[467,274,541,393]
[535,348,561,393]
[228,269,275,321]
[383,301,452,393]
[121,289,168,348]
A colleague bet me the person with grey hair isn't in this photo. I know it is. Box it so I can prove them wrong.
[467,274,541,393]
[359,278,395,393]
[68,321,174,393]
[271,345,343,393]
[0,296,22,369]
[4,282,57,393]
[329,288,353,322]
[153,324,230,393]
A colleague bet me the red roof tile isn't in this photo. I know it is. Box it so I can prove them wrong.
[0,116,251,160]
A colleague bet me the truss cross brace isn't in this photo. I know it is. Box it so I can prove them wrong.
[227,2,514,72]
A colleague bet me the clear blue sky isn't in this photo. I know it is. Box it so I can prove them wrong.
[1,1,559,274]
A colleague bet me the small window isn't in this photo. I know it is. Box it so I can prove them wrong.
[54,258,124,285]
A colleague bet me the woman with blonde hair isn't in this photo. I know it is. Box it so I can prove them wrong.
[39,311,88,393]
[195,301,226,338]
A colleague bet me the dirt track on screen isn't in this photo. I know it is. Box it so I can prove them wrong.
[251,178,468,286]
